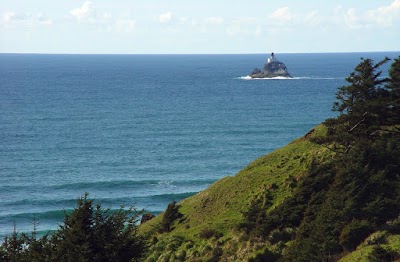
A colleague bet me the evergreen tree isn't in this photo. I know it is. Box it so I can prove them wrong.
[1,224,27,261]
[51,194,94,261]
[1,193,147,262]
[386,56,400,126]
[324,57,390,152]
[50,193,146,262]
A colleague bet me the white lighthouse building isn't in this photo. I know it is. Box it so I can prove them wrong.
[267,52,277,64]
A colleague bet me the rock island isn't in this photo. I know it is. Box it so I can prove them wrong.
[250,52,292,78]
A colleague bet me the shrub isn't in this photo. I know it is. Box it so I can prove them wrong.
[199,229,223,239]
[160,201,182,233]
[339,220,373,251]
[387,216,400,234]
[185,241,194,249]
[176,250,187,260]
[249,248,280,262]
[367,245,397,262]
[268,228,295,244]
[365,231,387,245]
[207,247,223,262]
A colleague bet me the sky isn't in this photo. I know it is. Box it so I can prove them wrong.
[0,0,399,54]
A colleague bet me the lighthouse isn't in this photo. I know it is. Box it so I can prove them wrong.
[267,52,276,64]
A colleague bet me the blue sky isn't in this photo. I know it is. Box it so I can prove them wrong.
[1,0,399,54]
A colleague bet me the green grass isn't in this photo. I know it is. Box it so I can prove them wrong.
[139,125,334,261]
[339,234,400,262]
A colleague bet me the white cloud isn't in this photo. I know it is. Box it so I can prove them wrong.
[343,8,361,29]
[1,11,52,27]
[269,7,293,22]
[204,17,224,25]
[2,12,17,23]
[264,2,400,31]
[113,19,136,33]
[68,2,137,34]
[377,0,400,14]
[365,0,400,27]
[159,12,172,23]
[70,1,96,22]
[304,10,321,26]
[340,0,400,29]
[254,25,262,36]
[226,18,262,37]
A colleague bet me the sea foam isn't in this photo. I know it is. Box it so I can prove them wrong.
[238,76,340,80]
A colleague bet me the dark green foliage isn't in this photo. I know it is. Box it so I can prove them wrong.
[283,136,400,261]
[199,229,223,239]
[318,57,399,154]
[339,220,373,251]
[248,248,280,262]
[239,57,400,261]
[1,229,30,261]
[386,57,400,125]
[241,159,336,243]
[387,216,400,234]
[1,193,147,262]
[0,222,53,262]
[334,57,389,114]
[207,247,223,262]
[51,193,146,261]
[332,57,389,127]
[240,197,268,237]
[240,189,277,237]
[160,201,182,233]
[367,245,397,262]
[268,228,294,244]
[0,248,6,261]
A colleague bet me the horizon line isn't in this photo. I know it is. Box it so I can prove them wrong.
[0,50,399,56]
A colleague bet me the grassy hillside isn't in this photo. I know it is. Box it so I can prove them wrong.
[139,55,400,262]
[140,123,400,261]
[139,125,333,261]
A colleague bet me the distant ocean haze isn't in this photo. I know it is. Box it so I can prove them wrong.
[0,52,397,238]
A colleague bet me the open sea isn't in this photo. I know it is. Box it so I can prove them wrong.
[0,52,398,239]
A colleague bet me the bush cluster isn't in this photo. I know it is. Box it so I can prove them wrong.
[1,193,147,262]
[160,201,182,233]
[199,229,223,240]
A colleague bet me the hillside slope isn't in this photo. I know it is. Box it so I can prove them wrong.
[140,123,400,261]
[139,125,332,261]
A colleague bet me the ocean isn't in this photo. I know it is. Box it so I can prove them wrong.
[0,52,397,238]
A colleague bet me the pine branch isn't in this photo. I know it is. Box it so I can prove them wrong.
[348,112,368,133]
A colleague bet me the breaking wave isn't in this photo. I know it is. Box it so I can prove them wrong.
[238,76,341,80]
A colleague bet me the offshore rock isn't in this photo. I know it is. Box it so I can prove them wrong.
[250,52,292,78]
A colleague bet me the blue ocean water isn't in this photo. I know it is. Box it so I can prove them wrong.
[0,52,397,238]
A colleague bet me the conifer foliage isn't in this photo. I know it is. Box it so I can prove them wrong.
[241,56,400,261]
[1,193,147,262]
[323,57,393,152]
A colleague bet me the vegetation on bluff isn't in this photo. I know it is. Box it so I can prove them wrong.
[241,56,400,261]
[141,56,400,261]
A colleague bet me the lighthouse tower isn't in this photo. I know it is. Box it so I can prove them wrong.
[267,52,276,64]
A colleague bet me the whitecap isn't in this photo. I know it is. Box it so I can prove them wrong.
[237,75,295,80]
[238,75,253,80]
[237,76,341,80]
